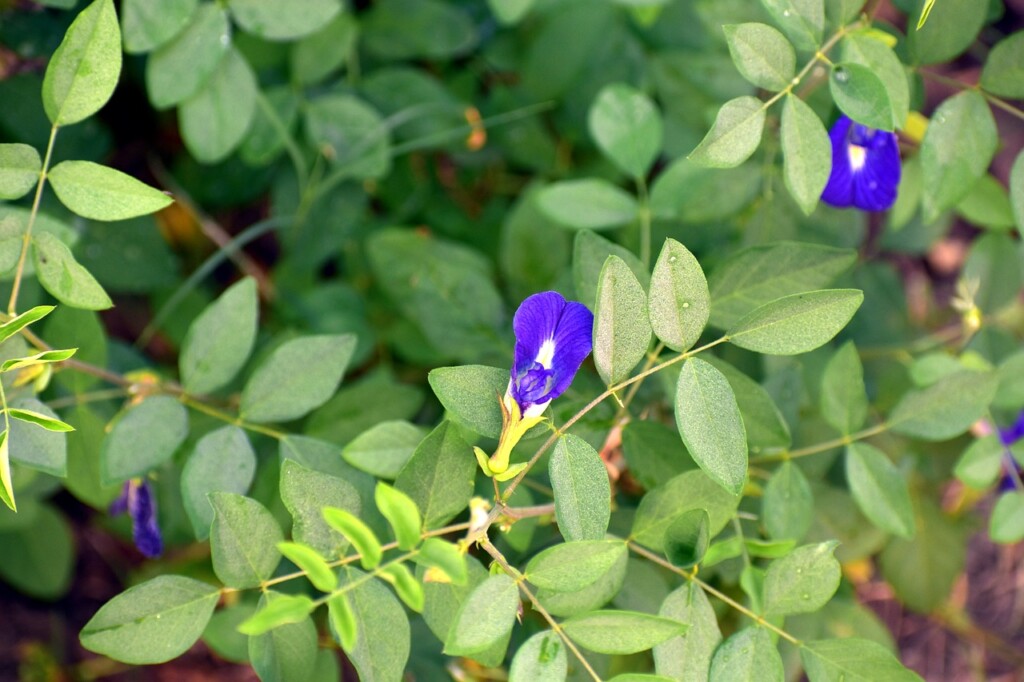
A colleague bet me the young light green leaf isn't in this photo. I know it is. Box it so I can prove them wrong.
[327,593,357,651]
[80,576,219,664]
[562,610,687,654]
[0,431,12,511]
[549,434,611,542]
[761,0,823,50]
[536,179,639,230]
[1,348,76,373]
[762,461,813,541]
[238,593,316,636]
[0,305,55,345]
[209,493,283,589]
[648,238,709,353]
[710,627,784,682]
[800,638,924,681]
[42,0,122,126]
[8,408,74,432]
[375,482,422,550]
[228,0,342,41]
[416,538,468,586]
[181,426,255,540]
[122,0,198,54]
[727,289,863,355]
[821,340,868,434]
[763,541,841,616]
[100,395,188,484]
[631,470,740,552]
[344,421,424,479]
[427,365,506,438]
[279,459,361,560]
[323,506,382,569]
[337,566,412,681]
[180,48,258,164]
[594,255,652,386]
[675,358,747,495]
[846,443,915,539]
[588,83,663,177]
[689,96,766,168]
[723,23,796,91]
[981,31,1024,98]
[47,161,172,221]
[246,599,317,682]
[180,278,258,395]
[990,492,1024,544]
[379,562,424,612]
[444,574,520,656]
[954,435,1003,490]
[653,582,721,681]
[781,94,831,215]
[889,370,998,441]
[240,334,355,423]
[145,4,230,109]
[829,63,894,131]
[33,231,113,310]
[526,540,626,592]
[664,509,710,569]
[509,631,567,682]
[921,91,998,222]
[277,541,337,593]
[0,144,41,200]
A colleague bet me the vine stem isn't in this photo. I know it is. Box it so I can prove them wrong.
[481,539,602,682]
[750,421,890,464]
[917,69,1024,122]
[8,124,58,315]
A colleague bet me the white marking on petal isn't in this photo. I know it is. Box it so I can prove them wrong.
[848,144,867,171]
[534,338,556,369]
[523,400,550,418]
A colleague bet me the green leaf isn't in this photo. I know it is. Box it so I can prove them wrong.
[821,341,868,434]
[1,348,76,373]
[561,610,686,655]
[0,305,55,345]
[829,63,894,131]
[705,356,792,450]
[304,94,391,180]
[841,33,909,131]
[228,0,341,41]
[762,461,813,541]
[145,4,230,109]
[290,14,357,86]
[588,83,663,177]
[42,0,121,126]
[921,91,998,222]
[247,598,317,682]
[0,431,13,512]
[723,23,796,91]
[664,509,710,568]
[241,334,355,423]
[763,541,841,616]
[327,593,357,651]
[889,370,998,440]
[954,435,1003,489]
[33,231,113,310]
[708,242,856,329]
[621,421,696,491]
[100,395,188,484]
[344,421,424,479]
[47,161,172,221]
[648,239,709,353]
[653,583,721,682]
[444,574,520,656]
[8,406,73,432]
[526,540,627,592]
[689,96,766,168]
[549,434,611,542]
[727,289,863,355]
[181,426,255,540]
[0,144,41,200]
[709,627,783,681]
[238,593,316,636]
[379,562,424,612]
[338,566,411,682]
[981,31,1024,98]
[122,0,198,54]
[395,421,474,529]
[1013,150,1024,232]
[8,399,67,478]
[649,159,762,224]
[375,482,421,550]
[279,459,361,560]
[427,365,507,438]
[573,229,650,312]
[180,48,257,164]
[964,232,1023,313]
[277,541,337,592]
[203,602,255,664]
[990,492,1024,544]
[509,631,567,682]
[80,576,219,664]
[631,470,740,552]
[0,503,73,598]
[362,0,477,61]
[536,179,639,230]
[535,546,627,618]
[800,638,923,681]
[675,358,748,495]
[416,538,468,585]
[846,443,915,539]
[209,492,283,589]
[781,94,831,215]
[323,506,382,569]
[908,0,987,65]
[594,255,652,386]
[180,277,258,395]
[761,0,824,50]
[956,175,1015,230]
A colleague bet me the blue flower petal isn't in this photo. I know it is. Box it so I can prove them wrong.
[821,116,855,208]
[821,115,901,212]
[1000,410,1024,446]
[130,480,163,558]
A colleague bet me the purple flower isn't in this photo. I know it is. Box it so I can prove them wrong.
[508,291,594,418]
[111,478,162,558]
[821,115,901,212]
[998,411,1024,492]
[999,411,1024,446]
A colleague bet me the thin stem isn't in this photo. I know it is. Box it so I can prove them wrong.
[311,550,419,608]
[917,69,1024,122]
[45,387,128,410]
[751,421,890,464]
[254,89,308,189]
[636,176,652,270]
[627,541,801,646]
[9,125,58,315]
[502,502,555,520]
[618,341,665,418]
[179,395,288,440]
[481,540,602,682]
